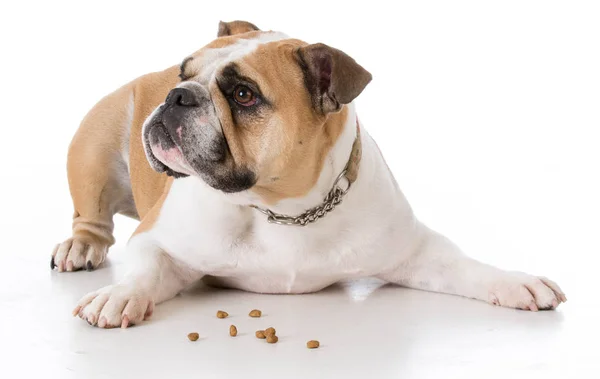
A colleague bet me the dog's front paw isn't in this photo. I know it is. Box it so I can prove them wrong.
[487,273,567,311]
[73,284,154,328]
[51,237,108,272]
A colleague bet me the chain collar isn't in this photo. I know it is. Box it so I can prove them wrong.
[250,119,362,226]
[250,168,352,226]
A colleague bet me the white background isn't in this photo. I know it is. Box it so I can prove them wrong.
[0,1,599,378]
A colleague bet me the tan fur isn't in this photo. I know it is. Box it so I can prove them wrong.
[68,66,179,237]
[133,177,173,236]
[128,66,180,219]
[251,107,349,204]
[67,82,136,248]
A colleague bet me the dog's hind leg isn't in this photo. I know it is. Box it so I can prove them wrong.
[52,84,138,272]
[377,222,566,311]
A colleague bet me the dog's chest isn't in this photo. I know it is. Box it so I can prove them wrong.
[154,179,381,293]
[163,218,371,293]
[214,230,365,293]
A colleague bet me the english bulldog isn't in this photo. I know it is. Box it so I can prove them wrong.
[54,20,566,329]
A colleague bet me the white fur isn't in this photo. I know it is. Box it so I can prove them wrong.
[76,34,566,328]
[190,31,289,87]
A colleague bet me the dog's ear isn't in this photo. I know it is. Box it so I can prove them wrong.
[217,20,260,37]
[296,43,372,114]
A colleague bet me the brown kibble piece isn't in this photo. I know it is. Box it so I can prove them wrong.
[249,309,262,317]
[216,310,229,319]
[306,340,320,349]
[229,325,237,337]
[266,335,278,344]
[255,330,266,339]
[187,333,199,341]
[265,327,276,336]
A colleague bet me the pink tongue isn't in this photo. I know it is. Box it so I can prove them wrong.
[153,145,183,161]
[151,144,194,175]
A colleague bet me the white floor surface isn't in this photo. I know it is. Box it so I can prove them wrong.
[1,235,597,379]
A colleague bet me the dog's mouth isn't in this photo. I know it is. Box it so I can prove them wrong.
[146,121,196,178]
[142,100,257,193]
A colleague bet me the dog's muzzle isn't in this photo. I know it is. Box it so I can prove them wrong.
[144,85,226,177]
[142,83,256,193]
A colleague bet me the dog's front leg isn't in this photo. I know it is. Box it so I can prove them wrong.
[378,223,566,311]
[73,235,203,328]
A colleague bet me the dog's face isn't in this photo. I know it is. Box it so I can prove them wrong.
[143,20,371,203]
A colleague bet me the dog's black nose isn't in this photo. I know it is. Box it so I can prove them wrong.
[165,88,198,107]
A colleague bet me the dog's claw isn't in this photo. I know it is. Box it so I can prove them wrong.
[50,256,56,270]
[86,261,94,271]
[528,302,539,312]
[121,316,130,329]
[72,305,82,317]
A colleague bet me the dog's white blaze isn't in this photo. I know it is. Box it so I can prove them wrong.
[191,32,289,86]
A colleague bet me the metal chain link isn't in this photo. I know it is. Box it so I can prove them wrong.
[250,168,352,226]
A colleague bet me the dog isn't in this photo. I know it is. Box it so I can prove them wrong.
[54,20,566,329]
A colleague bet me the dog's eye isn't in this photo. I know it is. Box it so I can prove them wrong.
[233,85,257,106]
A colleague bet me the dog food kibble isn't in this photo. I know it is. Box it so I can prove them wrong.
[249,309,262,317]
[216,310,229,319]
[187,333,200,341]
[255,330,266,339]
[266,335,279,344]
[229,325,237,337]
[265,327,276,336]
[306,340,320,349]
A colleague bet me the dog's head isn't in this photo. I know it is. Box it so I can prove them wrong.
[143,20,371,203]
